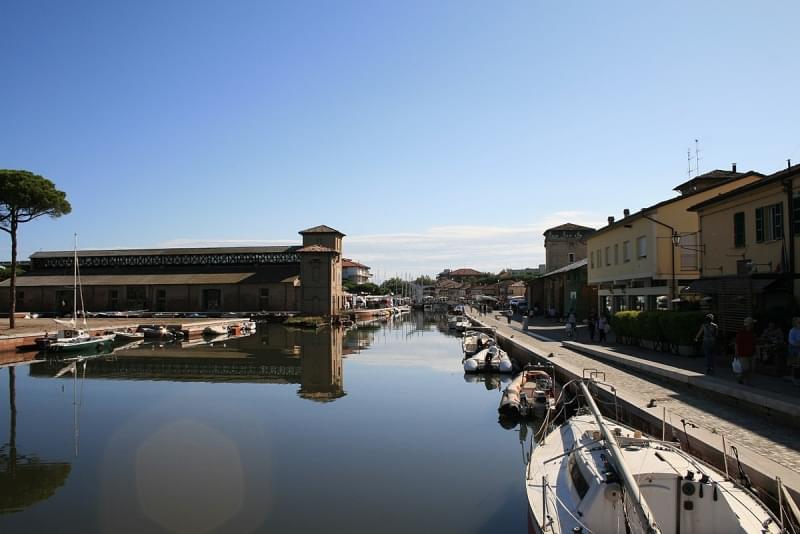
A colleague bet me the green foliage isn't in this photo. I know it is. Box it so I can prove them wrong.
[638,311,664,342]
[0,169,71,328]
[658,311,705,346]
[611,310,706,346]
[414,275,434,286]
[611,311,640,342]
[0,170,71,227]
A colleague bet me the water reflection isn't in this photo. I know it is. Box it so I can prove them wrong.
[463,372,511,391]
[29,325,347,402]
[0,314,530,533]
[0,367,72,514]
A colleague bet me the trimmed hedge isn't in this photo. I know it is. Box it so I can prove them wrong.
[610,310,705,347]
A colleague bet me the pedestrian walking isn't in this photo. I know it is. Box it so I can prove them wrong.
[567,310,577,340]
[734,317,756,385]
[587,312,596,341]
[597,315,608,343]
[695,313,719,375]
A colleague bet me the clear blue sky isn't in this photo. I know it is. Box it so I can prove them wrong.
[2,1,799,278]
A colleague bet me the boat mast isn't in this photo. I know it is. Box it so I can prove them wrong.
[73,233,78,327]
[578,381,662,534]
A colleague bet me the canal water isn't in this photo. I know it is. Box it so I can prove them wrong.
[0,312,531,533]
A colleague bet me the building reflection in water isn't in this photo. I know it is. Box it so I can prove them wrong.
[297,328,344,402]
[28,324,347,401]
[0,367,72,514]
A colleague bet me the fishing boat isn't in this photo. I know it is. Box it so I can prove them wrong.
[525,379,784,534]
[463,342,513,373]
[498,365,555,419]
[462,330,492,356]
[47,236,115,354]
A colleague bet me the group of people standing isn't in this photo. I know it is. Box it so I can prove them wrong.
[563,310,610,343]
[695,313,800,385]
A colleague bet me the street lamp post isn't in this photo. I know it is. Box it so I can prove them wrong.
[640,214,680,309]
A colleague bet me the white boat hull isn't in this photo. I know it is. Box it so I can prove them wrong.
[526,413,782,534]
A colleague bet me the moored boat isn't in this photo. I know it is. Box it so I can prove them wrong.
[462,330,492,356]
[525,380,783,534]
[498,365,555,419]
[463,343,513,373]
[203,325,229,336]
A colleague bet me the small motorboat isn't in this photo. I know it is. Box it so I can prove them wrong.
[526,380,784,534]
[463,343,513,373]
[498,365,555,419]
[112,329,145,341]
[203,325,229,336]
[141,326,175,338]
[462,330,492,356]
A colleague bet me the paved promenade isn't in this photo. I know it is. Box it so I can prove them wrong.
[467,309,800,476]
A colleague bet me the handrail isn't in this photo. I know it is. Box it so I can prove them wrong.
[579,381,662,534]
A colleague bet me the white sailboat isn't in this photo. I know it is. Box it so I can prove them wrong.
[48,235,115,353]
[525,380,784,534]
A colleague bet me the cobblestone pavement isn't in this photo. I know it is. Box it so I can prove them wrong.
[469,310,800,474]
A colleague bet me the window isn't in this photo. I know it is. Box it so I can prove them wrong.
[590,251,595,268]
[614,244,619,265]
[755,203,783,242]
[605,246,610,266]
[637,236,647,258]
[568,453,589,499]
[568,252,575,263]
[733,212,745,248]
[794,193,800,235]
[623,241,631,262]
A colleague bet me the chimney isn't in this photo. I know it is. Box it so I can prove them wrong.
[608,216,615,225]
[623,208,630,218]
[732,163,737,173]
[789,159,792,169]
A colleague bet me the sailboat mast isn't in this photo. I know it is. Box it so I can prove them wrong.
[578,381,662,534]
[73,233,78,324]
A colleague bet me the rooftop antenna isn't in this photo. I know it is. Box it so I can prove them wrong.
[687,148,693,179]
[694,139,702,176]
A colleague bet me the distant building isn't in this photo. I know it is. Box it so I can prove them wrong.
[437,268,484,282]
[543,224,595,273]
[342,258,371,285]
[1,225,346,316]
[527,259,593,319]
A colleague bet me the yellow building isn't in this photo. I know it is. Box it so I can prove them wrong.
[587,168,762,315]
[686,164,799,332]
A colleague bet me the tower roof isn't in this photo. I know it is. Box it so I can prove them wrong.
[299,225,345,236]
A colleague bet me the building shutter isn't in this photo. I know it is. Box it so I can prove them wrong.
[755,207,764,243]
[774,202,784,239]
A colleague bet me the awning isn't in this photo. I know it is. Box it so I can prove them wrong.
[682,276,780,295]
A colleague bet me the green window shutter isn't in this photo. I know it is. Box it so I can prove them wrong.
[755,207,764,242]
[774,202,784,239]
[733,212,745,247]
[794,194,800,235]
